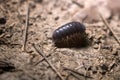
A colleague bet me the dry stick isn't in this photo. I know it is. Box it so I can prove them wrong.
[0,33,6,38]
[63,67,93,79]
[22,5,30,51]
[33,54,51,66]
[72,0,84,8]
[67,72,81,80]
[65,74,71,80]
[82,62,89,80]
[84,22,104,27]
[32,44,64,80]
[99,13,120,46]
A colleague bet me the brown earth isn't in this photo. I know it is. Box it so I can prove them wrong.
[0,0,120,80]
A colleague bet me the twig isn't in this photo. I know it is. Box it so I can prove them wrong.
[63,67,93,79]
[82,62,88,80]
[33,54,51,66]
[22,4,30,51]
[0,33,6,38]
[72,0,84,8]
[32,43,64,80]
[65,74,71,80]
[109,61,116,71]
[99,13,120,46]
[84,22,104,27]
[69,73,81,80]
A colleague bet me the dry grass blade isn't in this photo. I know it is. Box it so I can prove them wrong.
[32,43,64,80]
[22,4,30,51]
[99,13,120,46]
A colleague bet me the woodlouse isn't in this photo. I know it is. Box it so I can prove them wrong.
[52,22,89,48]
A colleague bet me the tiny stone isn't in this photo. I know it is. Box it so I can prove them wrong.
[54,16,59,20]
[100,71,106,75]
[92,70,97,74]
[113,51,118,56]
[93,44,99,49]
[100,64,108,71]
[0,17,6,24]
[92,66,98,74]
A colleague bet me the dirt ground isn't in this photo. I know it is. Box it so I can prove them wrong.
[0,0,120,80]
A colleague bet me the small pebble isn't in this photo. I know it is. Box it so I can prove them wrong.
[0,17,6,24]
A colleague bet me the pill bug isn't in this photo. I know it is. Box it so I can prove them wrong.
[52,21,89,48]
